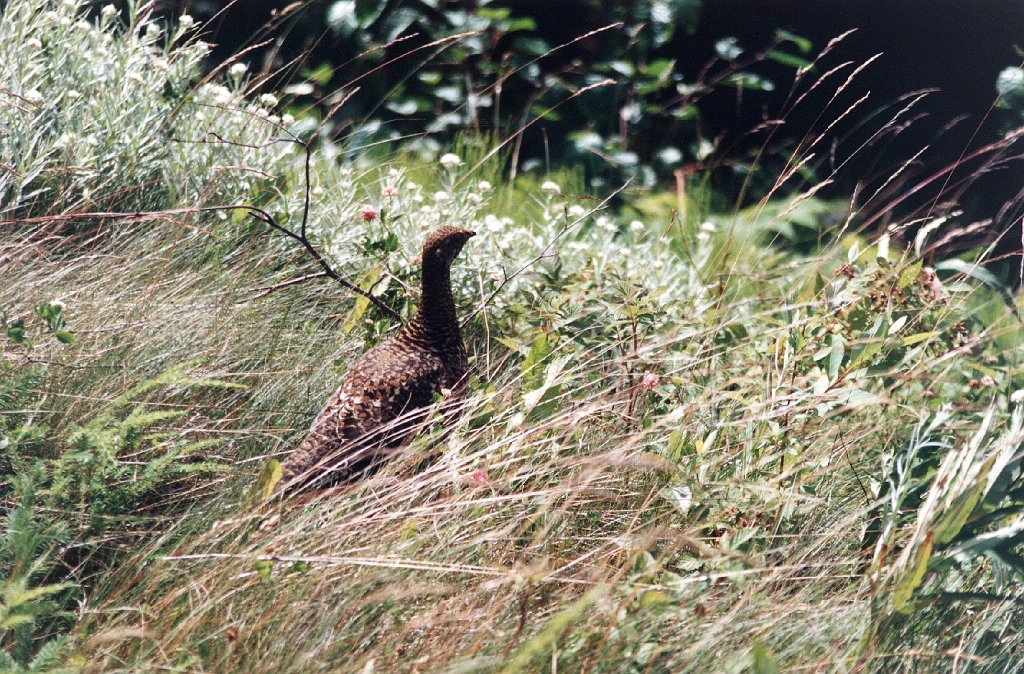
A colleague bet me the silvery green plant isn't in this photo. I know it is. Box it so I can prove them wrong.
[0,0,290,223]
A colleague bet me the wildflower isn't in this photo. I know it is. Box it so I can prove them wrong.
[228,62,248,79]
[259,93,278,108]
[980,375,996,388]
[470,469,489,487]
[1011,389,1024,404]
[281,113,294,125]
[921,267,946,304]
[101,4,117,19]
[439,153,462,169]
[49,299,67,312]
[641,372,660,390]
[56,132,78,149]
[178,14,194,30]
[540,180,560,195]
[433,191,450,203]
[25,37,42,49]
[629,220,644,233]
[483,214,502,232]
[199,83,232,105]
[467,193,482,205]
[144,22,161,39]
[381,185,398,198]
[312,186,325,197]
[360,205,378,222]
[477,180,492,193]
[568,204,586,219]
[66,90,81,100]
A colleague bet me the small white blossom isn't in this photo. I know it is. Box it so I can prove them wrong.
[66,90,82,100]
[199,83,232,105]
[540,180,561,195]
[439,153,462,169]
[477,180,492,193]
[75,19,91,31]
[629,220,644,232]
[59,16,73,27]
[178,14,194,30]
[259,93,278,108]
[56,132,78,149]
[1011,389,1024,404]
[144,22,161,39]
[26,37,43,49]
[101,4,117,18]
[467,193,482,205]
[700,221,717,232]
[567,204,586,219]
[433,191,450,203]
[485,216,505,234]
[281,113,294,125]
[24,89,43,105]
[228,62,248,79]
[49,299,67,312]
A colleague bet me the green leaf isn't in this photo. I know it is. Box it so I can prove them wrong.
[902,331,939,347]
[248,460,283,502]
[766,49,812,69]
[892,534,933,613]
[342,265,384,335]
[751,643,781,674]
[5,318,27,344]
[254,560,274,584]
[935,259,1006,291]
[897,260,923,290]
[776,29,813,53]
[828,334,845,380]
[54,330,75,345]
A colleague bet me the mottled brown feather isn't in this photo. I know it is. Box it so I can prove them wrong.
[279,226,475,491]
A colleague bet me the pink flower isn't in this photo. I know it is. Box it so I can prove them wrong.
[470,469,489,487]
[360,205,378,222]
[641,372,660,390]
[381,185,398,198]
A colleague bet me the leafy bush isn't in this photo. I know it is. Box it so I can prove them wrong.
[0,0,289,229]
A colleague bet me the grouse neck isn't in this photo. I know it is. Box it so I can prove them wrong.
[410,257,460,348]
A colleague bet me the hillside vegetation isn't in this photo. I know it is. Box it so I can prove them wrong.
[3,2,1024,672]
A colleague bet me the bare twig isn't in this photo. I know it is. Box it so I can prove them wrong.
[10,203,402,321]
[244,271,329,300]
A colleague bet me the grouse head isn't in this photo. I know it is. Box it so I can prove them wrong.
[422,226,475,267]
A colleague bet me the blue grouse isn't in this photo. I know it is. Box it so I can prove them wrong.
[279,226,475,491]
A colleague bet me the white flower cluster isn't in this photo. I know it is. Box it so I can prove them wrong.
[0,0,287,216]
[312,154,721,328]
